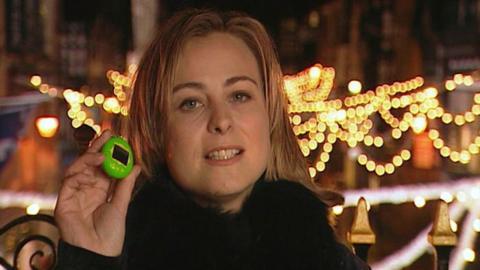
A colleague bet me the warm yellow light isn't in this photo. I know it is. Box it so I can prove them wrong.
[460,150,471,164]
[323,143,333,153]
[315,133,325,143]
[454,115,465,126]
[358,154,368,165]
[309,167,317,178]
[84,118,94,126]
[414,196,426,208]
[409,104,419,114]
[411,115,427,134]
[453,73,464,85]
[95,93,105,104]
[316,161,326,172]
[428,129,439,140]
[442,113,453,124]
[465,112,475,122]
[473,105,480,115]
[450,220,458,232]
[308,140,318,150]
[67,109,77,119]
[39,84,49,93]
[35,116,59,138]
[392,129,402,139]
[320,152,330,162]
[400,150,411,160]
[440,192,453,203]
[424,87,438,98]
[336,110,347,121]
[475,94,480,104]
[392,156,403,166]
[327,133,337,143]
[385,163,395,174]
[450,151,460,162]
[332,205,344,215]
[469,144,479,154]
[445,80,456,91]
[104,97,120,112]
[348,80,362,94]
[433,138,444,149]
[308,66,321,80]
[64,90,80,104]
[366,161,376,171]
[292,115,302,125]
[399,121,409,132]
[76,111,87,121]
[474,219,480,232]
[121,106,129,116]
[464,75,474,86]
[375,165,385,176]
[462,248,475,262]
[364,135,373,146]
[84,96,95,107]
[72,119,83,128]
[26,203,40,215]
[93,125,101,134]
[392,98,401,108]
[440,147,451,157]
[373,136,383,147]
[30,75,42,87]
[347,139,357,148]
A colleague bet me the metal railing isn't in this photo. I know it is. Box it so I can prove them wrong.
[0,214,57,270]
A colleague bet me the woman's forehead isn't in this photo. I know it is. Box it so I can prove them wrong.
[173,33,261,85]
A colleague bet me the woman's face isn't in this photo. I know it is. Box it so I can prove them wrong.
[166,32,270,212]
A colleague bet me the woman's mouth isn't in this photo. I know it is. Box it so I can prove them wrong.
[206,148,242,160]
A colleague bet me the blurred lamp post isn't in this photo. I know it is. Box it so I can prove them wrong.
[35,116,59,138]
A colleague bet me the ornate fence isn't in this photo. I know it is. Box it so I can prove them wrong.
[0,214,57,270]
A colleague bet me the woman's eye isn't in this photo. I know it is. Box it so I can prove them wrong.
[180,99,202,110]
[232,92,251,103]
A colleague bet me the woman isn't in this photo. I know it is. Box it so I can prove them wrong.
[54,9,370,270]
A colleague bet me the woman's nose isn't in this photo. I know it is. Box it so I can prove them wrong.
[207,103,232,134]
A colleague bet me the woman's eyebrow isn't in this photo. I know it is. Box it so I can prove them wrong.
[173,82,205,93]
[224,76,258,87]
[173,76,258,93]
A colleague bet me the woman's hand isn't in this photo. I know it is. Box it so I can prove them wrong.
[54,130,141,256]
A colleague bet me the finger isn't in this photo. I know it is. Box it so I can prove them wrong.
[110,165,141,215]
[63,173,96,189]
[65,153,105,178]
[87,130,113,153]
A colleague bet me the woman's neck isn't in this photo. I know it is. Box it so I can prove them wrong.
[191,184,255,213]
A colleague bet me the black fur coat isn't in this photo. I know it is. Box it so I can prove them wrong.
[56,178,370,270]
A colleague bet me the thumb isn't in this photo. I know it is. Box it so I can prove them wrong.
[111,165,142,214]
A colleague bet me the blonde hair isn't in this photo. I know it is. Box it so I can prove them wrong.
[126,9,341,205]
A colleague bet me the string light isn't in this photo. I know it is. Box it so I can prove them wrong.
[26,203,40,215]
[31,65,480,178]
[31,68,133,134]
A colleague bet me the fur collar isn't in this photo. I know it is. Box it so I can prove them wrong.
[124,178,344,270]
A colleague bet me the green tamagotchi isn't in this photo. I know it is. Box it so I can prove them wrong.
[101,136,134,179]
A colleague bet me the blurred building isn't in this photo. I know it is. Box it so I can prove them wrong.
[0,1,480,269]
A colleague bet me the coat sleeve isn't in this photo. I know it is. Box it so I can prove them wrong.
[54,240,123,270]
[336,243,371,270]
